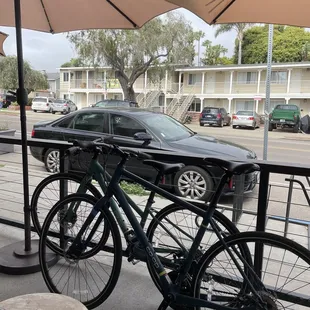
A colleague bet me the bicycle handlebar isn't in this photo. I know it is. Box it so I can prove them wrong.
[66,138,152,161]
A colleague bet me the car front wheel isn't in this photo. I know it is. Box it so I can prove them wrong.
[44,149,60,173]
[174,166,213,201]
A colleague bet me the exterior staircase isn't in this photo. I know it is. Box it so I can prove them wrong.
[136,79,164,109]
[166,84,196,122]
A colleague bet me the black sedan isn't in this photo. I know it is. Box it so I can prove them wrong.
[30,108,258,201]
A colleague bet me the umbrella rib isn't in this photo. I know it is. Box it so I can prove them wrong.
[211,0,236,24]
[106,0,138,28]
[40,0,54,33]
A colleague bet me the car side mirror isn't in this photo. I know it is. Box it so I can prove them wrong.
[134,132,152,146]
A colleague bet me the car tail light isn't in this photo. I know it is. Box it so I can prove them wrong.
[248,117,254,120]
[233,115,238,120]
[269,113,272,119]
[294,114,297,119]
[199,113,202,118]
[46,103,49,106]
[228,178,233,189]
[64,104,67,107]
[217,113,221,119]
[31,129,35,137]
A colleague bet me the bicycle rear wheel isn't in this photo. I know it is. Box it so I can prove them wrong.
[193,231,310,309]
[146,203,245,294]
[31,172,101,235]
[39,193,122,309]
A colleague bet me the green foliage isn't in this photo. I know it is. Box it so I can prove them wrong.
[214,23,253,64]
[0,56,49,93]
[237,25,310,64]
[201,40,228,65]
[67,12,198,100]
[61,58,84,68]
[120,181,148,196]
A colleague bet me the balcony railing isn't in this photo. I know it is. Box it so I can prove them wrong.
[67,78,310,95]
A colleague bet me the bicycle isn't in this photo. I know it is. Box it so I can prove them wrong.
[39,140,310,309]
[33,138,240,295]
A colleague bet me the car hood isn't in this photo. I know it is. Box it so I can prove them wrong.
[167,134,256,160]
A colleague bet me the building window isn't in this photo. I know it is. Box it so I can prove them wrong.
[188,74,196,85]
[63,72,69,82]
[237,72,258,84]
[235,100,255,112]
[271,71,287,84]
[64,94,69,99]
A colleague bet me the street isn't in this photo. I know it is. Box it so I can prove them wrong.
[1,110,309,165]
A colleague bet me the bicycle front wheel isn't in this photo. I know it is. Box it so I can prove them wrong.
[39,193,122,309]
[146,202,244,293]
[31,172,102,236]
[193,231,310,309]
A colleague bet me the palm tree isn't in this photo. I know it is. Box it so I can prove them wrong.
[214,23,253,65]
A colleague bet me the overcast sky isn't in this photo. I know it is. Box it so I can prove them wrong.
[0,8,234,73]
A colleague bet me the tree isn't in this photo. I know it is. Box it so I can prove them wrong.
[214,23,253,65]
[195,30,205,66]
[61,58,84,68]
[238,25,310,64]
[0,56,48,93]
[201,40,228,65]
[67,12,198,101]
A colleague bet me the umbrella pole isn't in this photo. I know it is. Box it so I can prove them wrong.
[0,0,57,275]
[263,24,274,160]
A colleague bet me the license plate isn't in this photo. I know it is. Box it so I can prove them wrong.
[206,115,211,118]
[280,119,285,122]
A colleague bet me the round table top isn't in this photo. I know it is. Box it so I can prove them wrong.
[0,293,87,310]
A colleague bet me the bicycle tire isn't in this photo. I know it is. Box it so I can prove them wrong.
[146,202,244,294]
[192,231,310,309]
[31,172,101,235]
[39,193,123,309]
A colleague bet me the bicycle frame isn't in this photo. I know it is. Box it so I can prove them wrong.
[65,155,262,309]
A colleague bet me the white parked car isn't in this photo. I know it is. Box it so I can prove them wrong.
[51,99,78,114]
[232,110,261,130]
[31,97,55,113]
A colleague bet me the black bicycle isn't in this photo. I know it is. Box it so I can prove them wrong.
[39,140,310,310]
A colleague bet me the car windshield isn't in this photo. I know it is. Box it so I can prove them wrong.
[275,105,298,110]
[143,114,194,142]
[203,108,218,114]
[55,99,66,104]
[32,97,48,102]
[236,111,253,116]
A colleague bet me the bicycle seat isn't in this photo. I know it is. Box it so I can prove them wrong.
[204,157,260,175]
[143,160,185,175]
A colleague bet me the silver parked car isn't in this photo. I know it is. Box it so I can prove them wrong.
[51,99,78,114]
[232,110,261,130]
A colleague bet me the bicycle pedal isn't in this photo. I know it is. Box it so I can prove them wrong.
[131,259,140,265]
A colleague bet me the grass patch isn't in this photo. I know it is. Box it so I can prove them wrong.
[120,181,148,196]
[91,179,149,196]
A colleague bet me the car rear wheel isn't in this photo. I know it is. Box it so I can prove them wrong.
[232,125,237,129]
[251,122,256,130]
[33,110,37,112]
[199,122,204,127]
[219,119,224,127]
[44,149,60,173]
[174,166,213,202]
[51,110,56,114]
[268,123,273,131]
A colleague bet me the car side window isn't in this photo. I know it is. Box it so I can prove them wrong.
[55,116,75,128]
[70,112,106,133]
[110,113,146,138]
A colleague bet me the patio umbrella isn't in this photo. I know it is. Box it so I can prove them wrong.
[0,0,180,275]
[0,31,8,56]
[166,0,310,27]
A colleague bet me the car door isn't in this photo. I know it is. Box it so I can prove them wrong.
[107,112,161,180]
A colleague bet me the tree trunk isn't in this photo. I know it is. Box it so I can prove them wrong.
[238,39,242,65]
[123,85,136,101]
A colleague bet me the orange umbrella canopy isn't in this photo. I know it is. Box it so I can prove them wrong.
[0,31,8,56]
[0,0,178,33]
[167,0,310,28]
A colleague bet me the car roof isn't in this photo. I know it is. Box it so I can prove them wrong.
[80,107,157,116]
[203,107,220,109]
